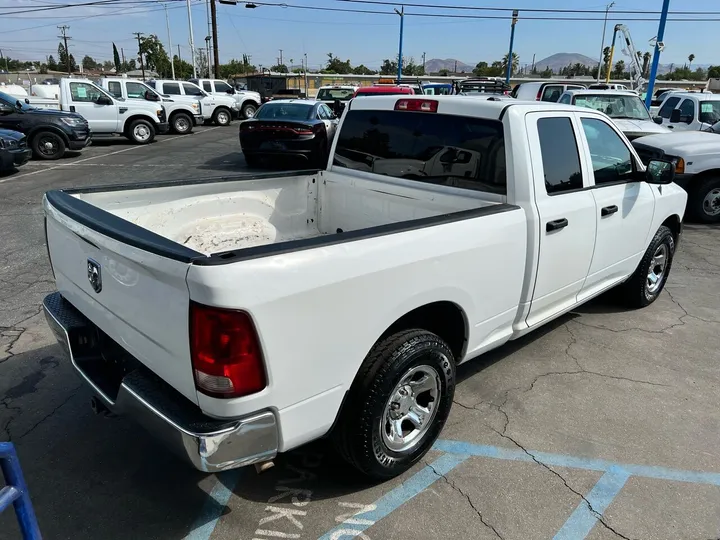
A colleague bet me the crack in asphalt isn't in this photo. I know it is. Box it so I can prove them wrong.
[425,460,504,539]
[0,305,44,363]
[13,384,82,441]
[0,399,22,441]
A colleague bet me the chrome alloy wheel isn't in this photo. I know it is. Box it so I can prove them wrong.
[647,243,669,294]
[703,187,720,217]
[133,123,151,141]
[381,364,442,453]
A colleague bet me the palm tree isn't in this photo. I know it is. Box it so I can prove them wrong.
[501,52,519,75]
[642,52,651,77]
[688,54,695,68]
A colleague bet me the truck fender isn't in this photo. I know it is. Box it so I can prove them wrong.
[122,112,158,129]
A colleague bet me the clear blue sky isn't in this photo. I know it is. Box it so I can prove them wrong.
[1,0,718,70]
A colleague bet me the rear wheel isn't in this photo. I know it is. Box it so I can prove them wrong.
[126,119,155,144]
[31,131,65,160]
[333,329,455,479]
[213,108,232,126]
[170,112,193,134]
[621,225,675,308]
[688,176,720,223]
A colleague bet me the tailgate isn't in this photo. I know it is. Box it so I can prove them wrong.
[44,193,200,404]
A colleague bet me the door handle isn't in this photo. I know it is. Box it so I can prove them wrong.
[546,218,569,232]
[601,205,619,217]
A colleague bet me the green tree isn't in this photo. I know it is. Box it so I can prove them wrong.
[708,65,720,78]
[173,55,194,79]
[57,42,76,72]
[612,59,626,78]
[139,34,171,77]
[353,64,376,75]
[102,60,114,72]
[113,43,121,73]
[486,61,504,77]
[438,68,449,76]
[688,54,695,69]
[501,52,519,76]
[81,55,97,71]
[269,64,288,73]
[540,66,553,78]
[380,58,397,75]
[472,61,489,76]
[47,55,58,71]
[324,53,352,74]
[642,52,651,77]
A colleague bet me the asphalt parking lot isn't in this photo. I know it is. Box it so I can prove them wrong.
[1,125,719,540]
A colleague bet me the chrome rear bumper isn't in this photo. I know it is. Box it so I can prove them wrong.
[42,292,278,473]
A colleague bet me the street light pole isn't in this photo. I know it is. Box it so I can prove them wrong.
[505,9,519,85]
[163,3,176,80]
[394,6,404,81]
[186,0,198,78]
[645,0,671,108]
[596,1,615,82]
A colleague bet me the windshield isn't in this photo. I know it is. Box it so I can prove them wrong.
[0,91,34,111]
[317,88,355,101]
[255,103,312,120]
[699,101,720,124]
[573,94,650,120]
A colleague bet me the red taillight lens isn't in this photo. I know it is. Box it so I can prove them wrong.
[394,99,438,112]
[293,126,314,134]
[190,302,267,398]
[536,88,543,100]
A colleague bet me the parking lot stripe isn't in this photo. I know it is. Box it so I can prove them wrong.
[184,469,242,540]
[317,452,470,540]
[433,440,720,485]
[553,465,631,540]
[1,127,221,184]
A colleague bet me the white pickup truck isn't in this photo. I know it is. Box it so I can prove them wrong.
[147,79,238,126]
[42,97,687,479]
[190,78,261,119]
[99,77,203,135]
[24,78,170,144]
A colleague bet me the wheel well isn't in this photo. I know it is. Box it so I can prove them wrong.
[169,109,191,119]
[242,100,259,109]
[383,301,468,361]
[214,106,230,114]
[28,126,70,145]
[661,214,682,243]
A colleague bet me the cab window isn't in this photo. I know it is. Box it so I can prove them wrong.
[580,118,633,185]
[537,117,583,194]
[69,82,103,102]
[183,83,204,96]
[202,81,212,92]
[163,82,181,95]
[126,82,147,99]
[658,96,680,118]
[677,99,695,121]
[215,81,232,93]
[107,81,122,98]
[558,93,571,105]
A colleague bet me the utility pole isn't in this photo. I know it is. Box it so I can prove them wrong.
[186,0,197,78]
[454,60,457,74]
[121,47,126,66]
[163,3,175,80]
[422,51,426,73]
[279,49,283,66]
[304,52,308,96]
[597,2,615,82]
[205,36,211,77]
[206,0,213,78]
[133,32,145,80]
[394,6,404,81]
[57,25,71,75]
[210,0,219,78]
[505,9,519,84]
[177,45,182,64]
[531,52,535,73]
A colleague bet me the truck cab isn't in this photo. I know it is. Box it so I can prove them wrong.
[99,77,203,135]
[190,78,261,119]
[147,80,237,127]
[655,92,720,132]
[57,78,169,144]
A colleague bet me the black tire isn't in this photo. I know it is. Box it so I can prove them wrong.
[333,329,455,480]
[621,225,675,308]
[688,176,720,223]
[241,102,258,119]
[244,153,260,167]
[126,119,155,144]
[213,107,232,126]
[170,112,193,135]
[31,131,66,160]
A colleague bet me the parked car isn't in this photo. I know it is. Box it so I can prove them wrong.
[190,78,261,119]
[0,128,31,172]
[0,91,90,159]
[42,96,685,479]
[353,85,414,97]
[315,85,356,116]
[654,92,720,132]
[557,90,670,140]
[147,79,238,126]
[99,77,203,135]
[511,81,587,102]
[239,99,339,167]
[633,131,720,222]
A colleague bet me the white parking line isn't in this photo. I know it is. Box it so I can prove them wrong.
[0,127,222,184]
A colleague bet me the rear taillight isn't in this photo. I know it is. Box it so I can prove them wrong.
[190,302,267,398]
[536,88,543,100]
[395,98,438,112]
[294,126,314,134]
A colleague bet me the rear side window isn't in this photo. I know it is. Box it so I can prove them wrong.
[541,85,564,102]
[107,81,122,98]
[163,82,181,95]
[537,117,583,194]
[658,96,680,118]
[334,110,507,195]
[202,81,212,92]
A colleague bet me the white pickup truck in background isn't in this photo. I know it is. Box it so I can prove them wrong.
[147,79,237,126]
[653,91,720,131]
[42,97,686,479]
[190,78,261,119]
[99,77,203,135]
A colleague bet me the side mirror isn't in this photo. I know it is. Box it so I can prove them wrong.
[645,159,675,185]
[670,109,682,123]
[226,88,235,94]
[144,90,159,101]
[653,116,663,124]
[95,95,113,105]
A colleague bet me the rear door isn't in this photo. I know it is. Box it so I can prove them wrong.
[575,114,654,299]
[66,81,118,132]
[525,112,597,327]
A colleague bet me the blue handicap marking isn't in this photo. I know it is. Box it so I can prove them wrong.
[553,465,631,540]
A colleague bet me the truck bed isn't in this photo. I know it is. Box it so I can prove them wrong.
[63,169,503,258]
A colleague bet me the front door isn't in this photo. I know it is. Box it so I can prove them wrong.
[575,115,655,299]
[525,112,597,327]
[67,82,117,133]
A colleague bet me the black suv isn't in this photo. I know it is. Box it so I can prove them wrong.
[0,128,31,172]
[0,91,91,160]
